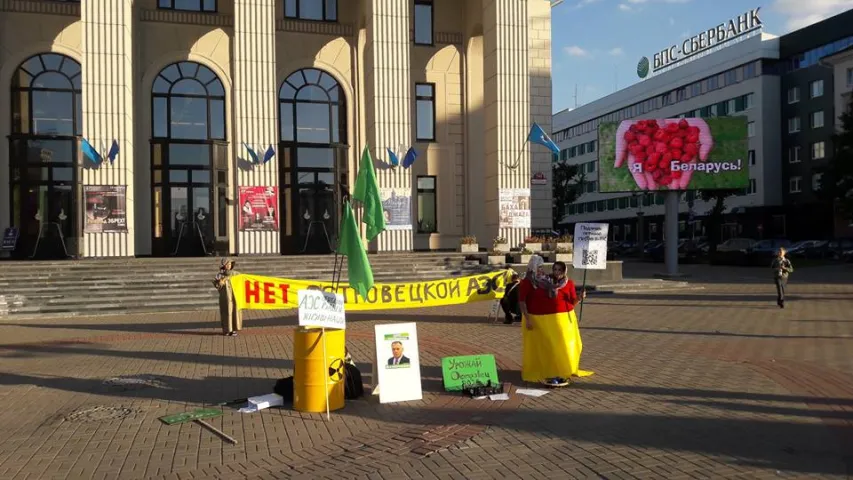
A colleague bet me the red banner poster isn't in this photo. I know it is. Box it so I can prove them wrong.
[239,186,279,232]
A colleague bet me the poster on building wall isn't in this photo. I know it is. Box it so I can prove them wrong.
[499,188,531,229]
[84,186,128,233]
[379,187,412,230]
[239,186,279,232]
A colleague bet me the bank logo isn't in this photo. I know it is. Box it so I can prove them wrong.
[637,56,650,79]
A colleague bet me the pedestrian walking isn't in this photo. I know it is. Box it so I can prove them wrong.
[770,247,794,308]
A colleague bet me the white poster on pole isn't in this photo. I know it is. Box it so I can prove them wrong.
[573,223,609,270]
[373,323,423,404]
[498,189,531,229]
[297,289,346,330]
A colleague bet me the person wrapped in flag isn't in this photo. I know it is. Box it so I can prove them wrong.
[518,255,593,386]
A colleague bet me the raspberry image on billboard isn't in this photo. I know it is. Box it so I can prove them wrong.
[597,116,749,193]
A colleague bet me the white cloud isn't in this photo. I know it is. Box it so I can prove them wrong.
[618,3,632,11]
[572,0,601,9]
[608,47,625,56]
[564,45,590,57]
[773,0,853,32]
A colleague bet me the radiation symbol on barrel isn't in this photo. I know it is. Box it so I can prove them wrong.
[328,358,345,383]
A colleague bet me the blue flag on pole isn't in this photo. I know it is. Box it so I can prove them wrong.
[81,138,102,165]
[243,143,259,164]
[106,140,120,164]
[262,145,275,164]
[527,123,560,154]
[402,147,418,169]
[386,148,400,167]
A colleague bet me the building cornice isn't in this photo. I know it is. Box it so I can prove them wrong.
[139,9,233,27]
[0,0,79,16]
[276,19,353,37]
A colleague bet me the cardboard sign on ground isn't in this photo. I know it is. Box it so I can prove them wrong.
[441,354,500,391]
[372,323,423,404]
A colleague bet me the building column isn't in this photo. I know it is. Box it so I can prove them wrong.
[364,0,413,252]
[234,0,279,255]
[527,0,553,232]
[81,2,136,257]
[483,0,531,248]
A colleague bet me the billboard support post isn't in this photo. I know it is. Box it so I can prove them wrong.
[664,191,680,276]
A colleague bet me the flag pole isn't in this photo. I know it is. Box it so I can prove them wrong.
[506,139,530,170]
[578,268,588,323]
[322,327,330,421]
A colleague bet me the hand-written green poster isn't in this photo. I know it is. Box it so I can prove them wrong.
[441,354,499,392]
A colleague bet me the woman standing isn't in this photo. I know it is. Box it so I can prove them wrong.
[518,256,593,387]
[215,259,242,336]
[771,247,794,308]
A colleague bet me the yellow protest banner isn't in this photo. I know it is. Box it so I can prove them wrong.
[229,270,513,311]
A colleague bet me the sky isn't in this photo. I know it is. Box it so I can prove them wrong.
[551,0,853,114]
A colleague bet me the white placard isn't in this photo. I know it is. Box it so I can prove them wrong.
[573,223,609,270]
[372,323,423,404]
[297,289,346,330]
[379,187,412,231]
[498,188,531,229]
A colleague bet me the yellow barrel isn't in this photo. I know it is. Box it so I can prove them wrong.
[293,327,346,413]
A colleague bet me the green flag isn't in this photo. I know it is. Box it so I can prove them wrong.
[337,200,374,300]
[353,146,386,241]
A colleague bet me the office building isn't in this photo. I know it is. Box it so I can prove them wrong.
[0,0,554,259]
[552,27,782,242]
[778,8,853,239]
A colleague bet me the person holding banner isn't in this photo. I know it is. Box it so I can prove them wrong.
[518,256,591,387]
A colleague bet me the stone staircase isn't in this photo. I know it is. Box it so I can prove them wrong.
[0,253,496,319]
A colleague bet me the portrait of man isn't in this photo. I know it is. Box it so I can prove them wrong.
[387,341,410,366]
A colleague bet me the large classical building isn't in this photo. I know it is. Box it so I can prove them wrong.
[0,0,553,259]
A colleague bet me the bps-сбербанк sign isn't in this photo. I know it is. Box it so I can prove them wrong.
[637,8,763,78]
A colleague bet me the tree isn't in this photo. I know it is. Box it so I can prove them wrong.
[552,161,584,231]
[819,94,853,219]
[700,189,740,253]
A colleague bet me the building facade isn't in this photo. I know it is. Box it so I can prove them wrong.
[777,8,853,240]
[552,32,783,243]
[822,44,853,237]
[0,0,554,259]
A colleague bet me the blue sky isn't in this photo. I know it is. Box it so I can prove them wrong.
[551,0,853,114]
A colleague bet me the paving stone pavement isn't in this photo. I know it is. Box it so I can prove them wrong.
[0,262,852,479]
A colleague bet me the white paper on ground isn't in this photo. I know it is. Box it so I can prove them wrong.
[238,393,284,413]
[515,388,549,397]
[489,393,510,401]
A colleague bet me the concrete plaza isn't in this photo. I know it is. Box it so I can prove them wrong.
[0,262,852,479]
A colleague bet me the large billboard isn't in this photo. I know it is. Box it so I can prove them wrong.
[597,117,749,193]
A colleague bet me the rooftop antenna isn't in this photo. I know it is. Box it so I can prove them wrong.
[573,84,578,108]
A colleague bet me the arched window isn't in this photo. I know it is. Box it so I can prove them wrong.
[8,53,82,258]
[278,68,347,254]
[279,68,345,145]
[150,62,228,257]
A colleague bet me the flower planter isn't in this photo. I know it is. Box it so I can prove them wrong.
[555,242,572,251]
[459,244,479,253]
[524,243,542,253]
[493,243,510,253]
[487,255,506,265]
[512,254,533,264]
[554,253,573,263]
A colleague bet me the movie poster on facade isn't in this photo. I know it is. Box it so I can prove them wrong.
[239,186,279,232]
[597,117,749,193]
[379,187,412,230]
[498,189,531,229]
[84,186,128,233]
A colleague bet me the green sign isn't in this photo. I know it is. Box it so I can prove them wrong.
[159,408,223,425]
[441,354,499,392]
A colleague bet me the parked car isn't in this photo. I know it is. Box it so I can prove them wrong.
[790,240,830,259]
[787,240,822,258]
[795,238,853,260]
[746,238,792,266]
[711,238,756,265]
